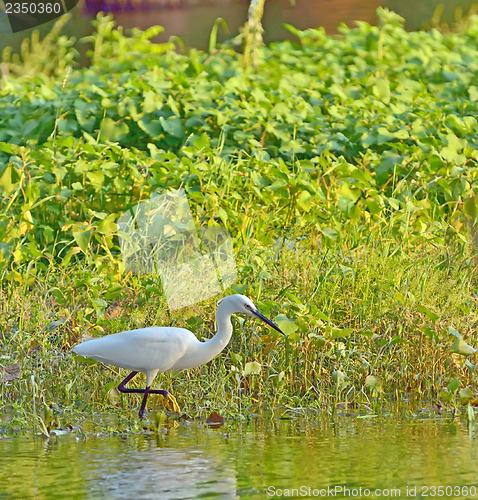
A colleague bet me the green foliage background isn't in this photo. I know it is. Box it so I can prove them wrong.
[0,9,477,432]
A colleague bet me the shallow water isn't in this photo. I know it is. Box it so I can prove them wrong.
[1,415,477,499]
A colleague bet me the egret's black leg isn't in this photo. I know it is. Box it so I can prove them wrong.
[118,371,139,392]
[139,386,150,419]
[117,371,170,418]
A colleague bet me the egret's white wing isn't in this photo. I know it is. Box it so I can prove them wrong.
[73,327,197,373]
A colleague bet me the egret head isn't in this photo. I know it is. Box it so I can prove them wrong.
[219,294,285,335]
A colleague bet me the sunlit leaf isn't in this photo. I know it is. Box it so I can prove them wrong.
[459,387,474,404]
[275,315,299,336]
[447,378,460,394]
[243,361,261,376]
[451,337,476,356]
[73,229,92,253]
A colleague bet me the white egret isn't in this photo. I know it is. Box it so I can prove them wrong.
[73,294,284,418]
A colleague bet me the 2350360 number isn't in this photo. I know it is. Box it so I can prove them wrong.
[5,3,62,14]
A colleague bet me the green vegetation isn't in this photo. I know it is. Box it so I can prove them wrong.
[0,9,477,435]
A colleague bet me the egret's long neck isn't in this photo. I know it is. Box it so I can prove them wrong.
[200,306,234,364]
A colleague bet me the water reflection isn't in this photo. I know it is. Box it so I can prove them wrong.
[0,430,239,498]
[0,416,477,498]
[86,445,237,499]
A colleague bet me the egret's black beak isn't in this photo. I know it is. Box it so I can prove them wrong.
[252,309,285,336]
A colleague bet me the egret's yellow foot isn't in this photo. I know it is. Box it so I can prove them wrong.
[157,393,181,414]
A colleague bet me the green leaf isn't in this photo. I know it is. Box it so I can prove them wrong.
[75,100,98,132]
[0,142,15,154]
[337,184,360,214]
[194,133,210,150]
[159,116,184,138]
[91,298,107,317]
[74,354,98,365]
[73,229,92,253]
[417,305,439,321]
[330,327,353,339]
[275,314,299,336]
[459,387,473,404]
[97,214,117,235]
[373,79,391,104]
[100,118,130,142]
[316,310,330,322]
[464,197,478,223]
[138,119,163,137]
[447,378,460,394]
[243,361,261,376]
[105,284,124,300]
[297,191,314,212]
[332,370,349,390]
[321,227,337,240]
[0,165,20,194]
[451,337,476,356]
[87,171,105,190]
[421,326,438,342]
[364,375,382,394]
[468,86,478,102]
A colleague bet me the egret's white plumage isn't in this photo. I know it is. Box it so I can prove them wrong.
[73,294,283,417]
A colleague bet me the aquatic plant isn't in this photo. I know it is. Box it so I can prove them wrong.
[0,9,477,434]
